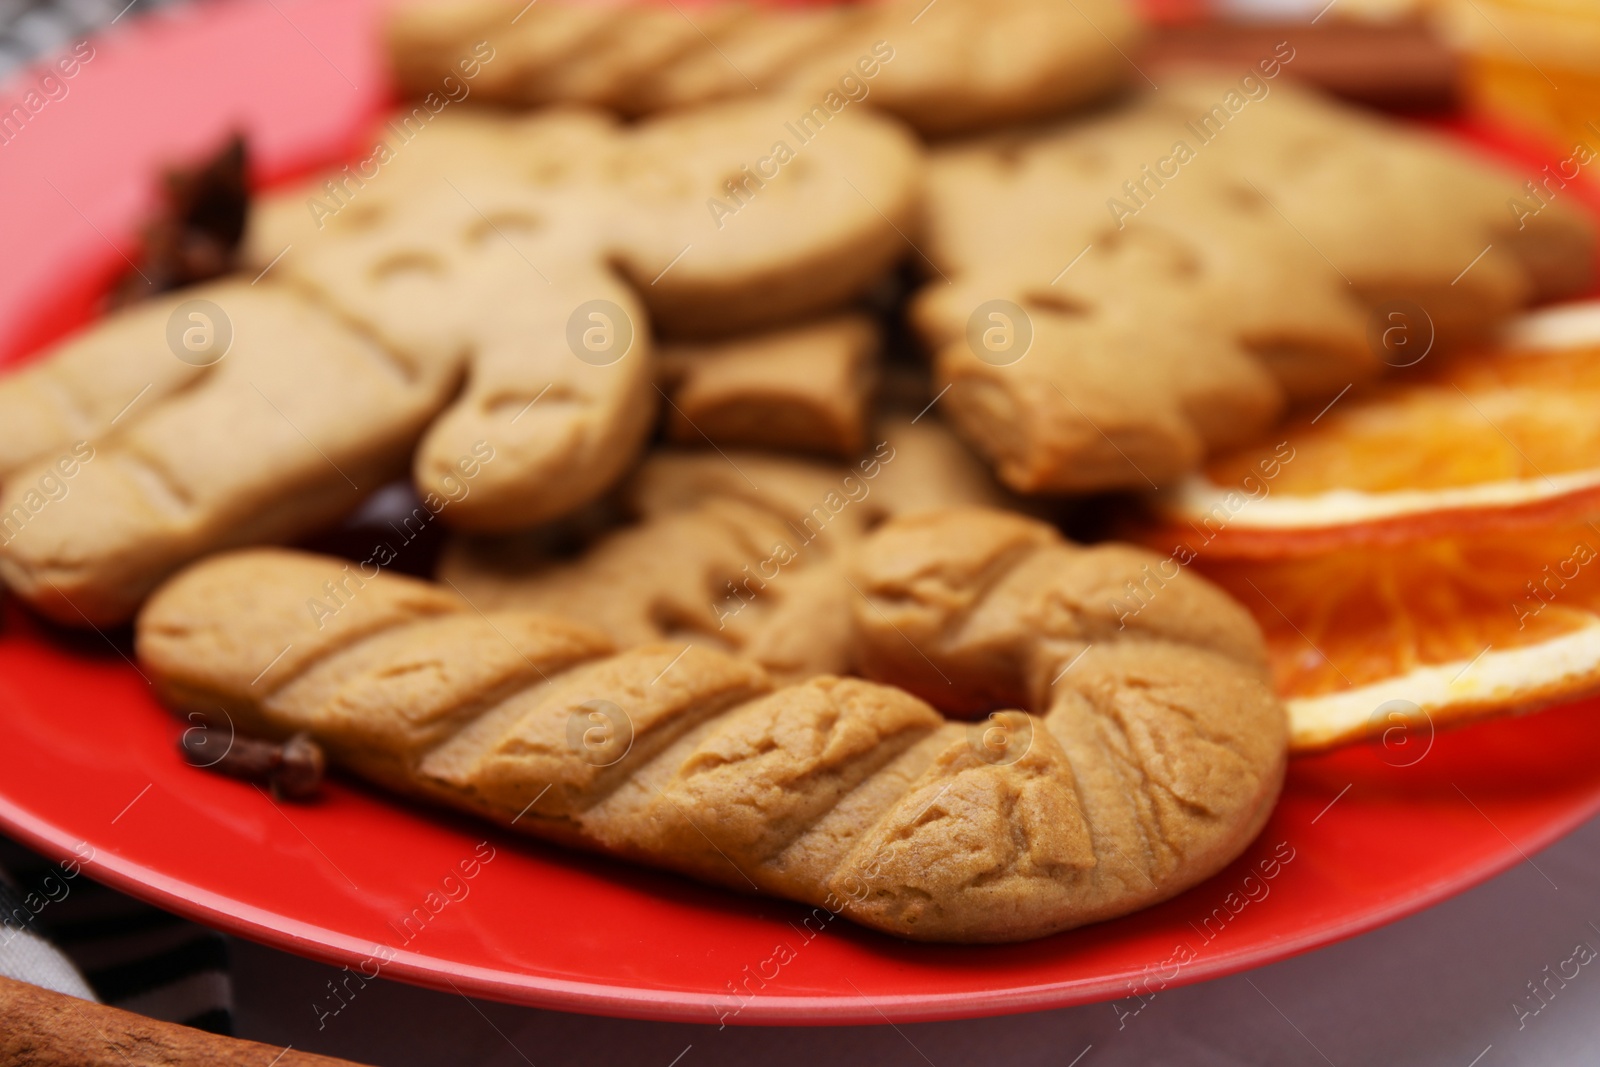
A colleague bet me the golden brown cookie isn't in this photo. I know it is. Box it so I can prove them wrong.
[847,507,1285,937]
[0,294,205,486]
[658,314,877,458]
[616,96,921,337]
[246,99,921,530]
[2,62,928,624]
[384,0,1142,136]
[914,74,1595,494]
[824,0,1141,137]
[0,282,456,626]
[438,449,888,684]
[138,526,1285,942]
[437,418,1007,683]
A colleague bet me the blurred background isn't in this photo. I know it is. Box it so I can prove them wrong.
[0,0,185,80]
[9,0,1597,145]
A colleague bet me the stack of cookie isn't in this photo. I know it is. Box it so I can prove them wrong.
[0,0,1593,942]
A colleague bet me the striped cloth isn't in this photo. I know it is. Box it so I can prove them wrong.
[0,835,233,1033]
[0,0,193,83]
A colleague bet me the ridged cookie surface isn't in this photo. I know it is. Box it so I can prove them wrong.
[385,0,1141,136]
[0,282,456,625]
[138,506,1284,942]
[436,418,1007,683]
[848,507,1286,935]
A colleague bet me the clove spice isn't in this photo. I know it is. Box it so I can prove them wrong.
[179,727,325,801]
[108,133,251,308]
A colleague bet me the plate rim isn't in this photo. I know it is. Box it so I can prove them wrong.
[3,778,1596,1025]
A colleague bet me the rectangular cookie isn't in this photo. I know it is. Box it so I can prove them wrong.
[657,314,877,459]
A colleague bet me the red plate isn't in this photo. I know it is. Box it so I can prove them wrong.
[3,0,1600,1026]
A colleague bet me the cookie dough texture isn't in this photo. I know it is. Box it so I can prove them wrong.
[657,314,877,458]
[247,100,921,531]
[138,508,1285,942]
[0,294,206,485]
[917,75,1595,494]
[437,417,1006,684]
[0,98,921,625]
[848,507,1286,937]
[0,282,455,625]
[386,0,1142,136]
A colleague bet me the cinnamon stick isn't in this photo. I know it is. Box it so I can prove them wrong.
[1142,18,1460,112]
[0,975,370,1066]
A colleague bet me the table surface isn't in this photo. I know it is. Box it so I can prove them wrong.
[218,809,1600,1067]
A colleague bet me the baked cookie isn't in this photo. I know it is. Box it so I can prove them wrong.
[914,75,1595,493]
[0,95,921,622]
[848,507,1285,936]
[137,516,1284,942]
[385,0,1142,136]
[437,417,1007,683]
[658,314,877,458]
[246,99,921,530]
[0,281,455,626]
[0,294,206,487]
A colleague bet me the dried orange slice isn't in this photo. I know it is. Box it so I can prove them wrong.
[1126,301,1600,751]
[1195,517,1600,751]
[1145,301,1600,558]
